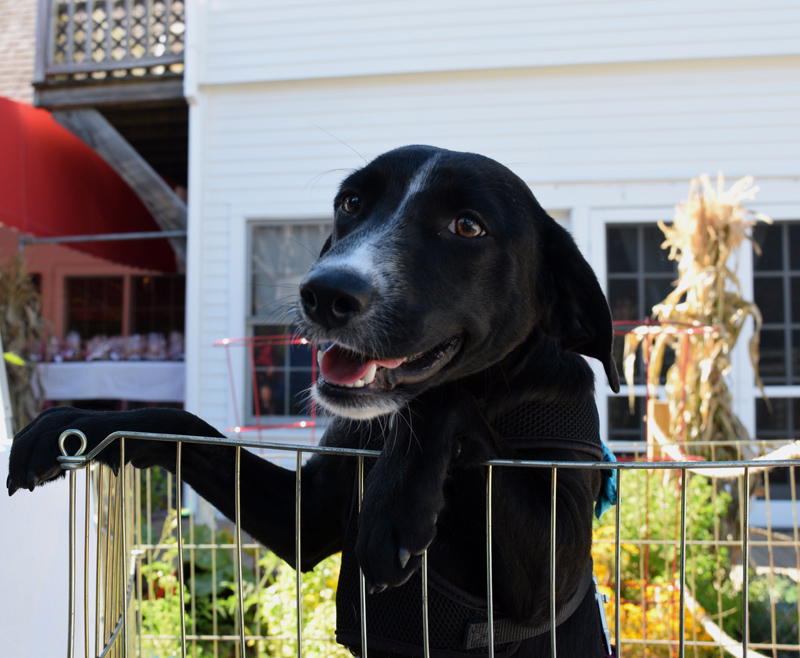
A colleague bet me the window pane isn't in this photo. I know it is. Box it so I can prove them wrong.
[251,224,330,320]
[253,325,288,365]
[795,399,800,432]
[644,277,675,313]
[754,277,785,323]
[791,224,800,270]
[759,329,787,381]
[607,228,637,273]
[642,226,673,273]
[793,330,800,384]
[607,396,645,443]
[289,340,314,368]
[65,277,124,338]
[131,275,185,334]
[608,279,639,321]
[753,223,783,271]
[289,371,315,415]
[792,276,800,323]
[756,397,788,435]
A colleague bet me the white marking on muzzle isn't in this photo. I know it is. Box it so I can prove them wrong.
[317,153,442,289]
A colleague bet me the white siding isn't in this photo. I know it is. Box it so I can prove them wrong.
[186,53,800,433]
[200,0,800,85]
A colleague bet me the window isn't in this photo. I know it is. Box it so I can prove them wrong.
[606,225,678,443]
[131,275,186,334]
[65,276,124,338]
[752,221,800,385]
[248,223,330,419]
[752,221,800,498]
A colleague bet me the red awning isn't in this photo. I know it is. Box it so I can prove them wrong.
[0,97,176,272]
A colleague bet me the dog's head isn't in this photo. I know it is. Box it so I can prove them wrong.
[296,145,620,419]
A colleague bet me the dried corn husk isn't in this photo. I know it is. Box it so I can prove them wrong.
[0,256,45,431]
[624,173,770,456]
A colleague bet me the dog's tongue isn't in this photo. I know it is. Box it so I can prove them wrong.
[320,345,405,385]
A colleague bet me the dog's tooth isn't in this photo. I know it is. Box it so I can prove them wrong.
[353,379,365,388]
[363,363,377,385]
[316,350,323,366]
[342,382,354,389]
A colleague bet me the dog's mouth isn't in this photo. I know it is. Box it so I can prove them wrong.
[316,335,463,393]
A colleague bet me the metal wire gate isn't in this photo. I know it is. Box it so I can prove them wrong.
[53,429,800,658]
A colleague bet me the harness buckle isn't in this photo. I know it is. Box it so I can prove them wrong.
[593,576,614,656]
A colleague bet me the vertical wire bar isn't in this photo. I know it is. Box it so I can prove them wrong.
[615,467,622,657]
[135,469,143,658]
[211,491,219,658]
[743,467,750,658]
[109,460,117,651]
[421,551,431,658]
[641,469,649,651]
[688,508,699,658]
[235,446,246,658]
[146,468,154,653]
[357,456,368,658]
[295,451,303,658]
[176,443,187,658]
[95,467,104,656]
[790,466,800,652]
[103,468,113,647]
[254,542,262,658]
[550,467,558,658]
[189,488,197,657]
[712,444,724,657]
[84,467,91,658]
[678,470,687,658]
[485,464,495,658]
[110,465,121,652]
[763,467,779,655]
[120,441,129,655]
[68,465,78,658]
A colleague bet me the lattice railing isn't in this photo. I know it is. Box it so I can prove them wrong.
[43,0,185,80]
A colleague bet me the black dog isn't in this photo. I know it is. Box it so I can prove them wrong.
[8,145,620,657]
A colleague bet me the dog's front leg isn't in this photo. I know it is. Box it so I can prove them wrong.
[355,386,493,593]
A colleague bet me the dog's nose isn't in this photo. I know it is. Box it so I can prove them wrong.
[299,269,373,329]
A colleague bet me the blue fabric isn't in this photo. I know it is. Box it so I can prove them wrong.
[595,443,617,519]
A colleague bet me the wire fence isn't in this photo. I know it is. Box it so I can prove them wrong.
[56,431,800,658]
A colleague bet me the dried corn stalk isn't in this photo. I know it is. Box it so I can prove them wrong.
[0,256,45,431]
[623,173,770,453]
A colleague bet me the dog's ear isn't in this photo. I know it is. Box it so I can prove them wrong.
[318,234,333,258]
[538,219,620,392]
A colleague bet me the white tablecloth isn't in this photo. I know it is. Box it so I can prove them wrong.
[38,361,185,402]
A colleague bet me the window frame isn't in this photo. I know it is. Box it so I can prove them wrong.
[244,220,331,425]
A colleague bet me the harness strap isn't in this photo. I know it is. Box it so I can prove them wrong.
[462,564,594,650]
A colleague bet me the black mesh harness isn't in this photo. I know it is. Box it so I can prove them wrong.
[335,396,605,657]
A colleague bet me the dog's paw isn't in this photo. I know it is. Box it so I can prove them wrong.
[354,489,440,593]
[6,407,131,496]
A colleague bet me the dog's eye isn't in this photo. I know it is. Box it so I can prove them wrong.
[448,217,486,238]
[340,195,361,215]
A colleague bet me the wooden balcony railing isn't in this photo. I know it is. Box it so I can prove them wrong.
[37,0,185,82]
